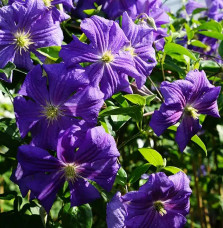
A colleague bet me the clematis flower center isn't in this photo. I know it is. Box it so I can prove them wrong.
[184,106,199,119]
[43,0,52,7]
[153,201,167,216]
[124,46,137,56]
[42,103,63,124]
[64,164,78,183]
[13,30,33,54]
[101,51,114,63]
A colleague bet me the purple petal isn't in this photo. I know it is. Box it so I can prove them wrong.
[100,63,132,99]
[63,86,104,124]
[30,11,63,49]
[176,115,202,152]
[26,172,65,213]
[150,105,183,136]
[193,86,221,117]
[160,80,193,107]
[43,63,89,105]
[106,192,126,228]
[75,126,120,163]
[80,157,120,191]
[19,65,49,105]
[60,35,100,67]
[17,145,61,172]
[56,122,89,164]
[69,178,100,207]
[14,50,34,71]
[111,51,142,88]
[166,172,192,216]
[80,15,128,53]
[14,96,42,138]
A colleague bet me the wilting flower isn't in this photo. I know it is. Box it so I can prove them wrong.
[9,0,73,22]
[14,64,104,150]
[107,172,192,228]
[0,0,63,82]
[12,126,120,213]
[60,15,141,99]
[121,12,156,86]
[150,70,221,152]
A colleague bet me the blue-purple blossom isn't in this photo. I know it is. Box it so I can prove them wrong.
[107,172,192,228]
[150,70,221,152]
[205,0,223,21]
[0,0,63,82]
[14,64,104,150]
[12,126,120,213]
[60,15,142,99]
[121,12,157,83]
[9,0,73,22]
[185,0,206,15]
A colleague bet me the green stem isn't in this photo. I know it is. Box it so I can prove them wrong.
[117,131,142,150]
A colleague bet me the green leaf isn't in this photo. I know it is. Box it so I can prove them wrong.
[218,40,223,59]
[184,23,194,41]
[190,40,208,48]
[112,93,129,107]
[196,20,222,33]
[0,191,17,200]
[99,106,143,123]
[200,60,221,72]
[192,7,207,15]
[164,58,186,77]
[37,46,61,61]
[129,163,151,184]
[145,94,157,106]
[162,166,184,174]
[124,94,146,106]
[164,43,197,61]
[30,52,43,64]
[61,204,93,228]
[198,31,223,40]
[191,135,207,156]
[115,167,127,186]
[0,62,16,79]
[138,148,164,167]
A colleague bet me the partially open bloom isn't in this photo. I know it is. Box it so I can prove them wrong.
[60,15,141,99]
[14,64,104,150]
[150,70,221,152]
[107,172,192,228]
[121,12,157,86]
[12,126,120,213]
[0,0,63,82]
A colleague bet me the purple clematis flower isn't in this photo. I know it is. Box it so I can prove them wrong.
[9,0,73,22]
[12,126,120,213]
[121,12,157,84]
[185,0,206,15]
[60,15,142,99]
[206,0,223,21]
[150,70,221,152]
[14,64,104,150]
[107,172,192,228]
[0,0,63,82]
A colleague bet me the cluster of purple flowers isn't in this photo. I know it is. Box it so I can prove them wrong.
[0,0,221,227]
[186,0,223,21]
